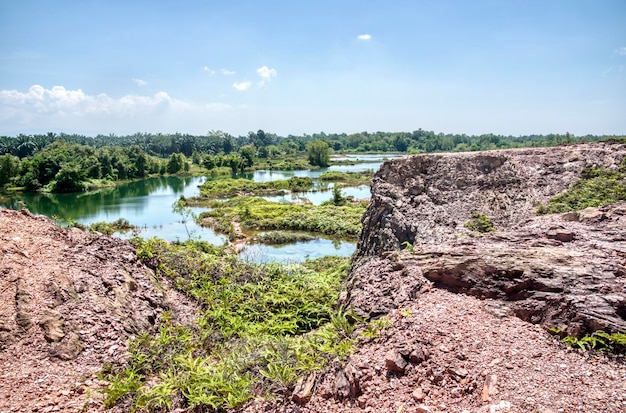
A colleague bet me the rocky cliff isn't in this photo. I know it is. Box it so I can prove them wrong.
[0,209,199,412]
[343,142,626,336]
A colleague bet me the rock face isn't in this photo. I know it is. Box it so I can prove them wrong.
[0,208,198,412]
[344,143,626,335]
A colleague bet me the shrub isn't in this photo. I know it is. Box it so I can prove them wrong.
[464,211,495,233]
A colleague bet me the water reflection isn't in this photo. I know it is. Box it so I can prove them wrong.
[0,156,400,261]
[239,237,355,263]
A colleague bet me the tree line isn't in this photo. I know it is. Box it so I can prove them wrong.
[1,129,622,193]
[1,129,617,160]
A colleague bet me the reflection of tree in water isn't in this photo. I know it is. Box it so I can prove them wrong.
[1,176,201,222]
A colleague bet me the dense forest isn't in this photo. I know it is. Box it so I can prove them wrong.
[0,129,621,193]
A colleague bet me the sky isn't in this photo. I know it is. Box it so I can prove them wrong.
[0,0,625,137]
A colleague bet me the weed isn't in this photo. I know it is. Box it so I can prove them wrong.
[464,211,496,233]
[89,218,135,236]
[196,176,314,198]
[550,328,626,354]
[402,241,415,253]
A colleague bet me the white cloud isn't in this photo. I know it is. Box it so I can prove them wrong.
[257,66,277,81]
[132,78,147,87]
[221,69,236,75]
[232,81,252,91]
[203,66,216,74]
[615,47,626,56]
[357,34,372,41]
[256,66,277,87]
[0,84,231,133]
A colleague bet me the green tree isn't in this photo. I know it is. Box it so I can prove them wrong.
[49,163,87,193]
[239,145,256,168]
[0,154,20,187]
[167,153,186,174]
[306,140,330,167]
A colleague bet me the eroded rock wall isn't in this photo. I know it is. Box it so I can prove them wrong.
[345,143,626,336]
[357,143,626,257]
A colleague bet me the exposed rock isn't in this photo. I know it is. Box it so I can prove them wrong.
[411,386,425,401]
[344,143,626,335]
[482,374,498,402]
[384,349,408,373]
[0,208,199,412]
[39,309,65,342]
[292,372,317,405]
[333,363,360,400]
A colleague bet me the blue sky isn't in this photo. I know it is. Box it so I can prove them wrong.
[1,0,624,137]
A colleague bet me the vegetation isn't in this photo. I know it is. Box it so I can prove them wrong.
[464,212,496,233]
[0,141,167,192]
[195,197,367,240]
[253,231,317,245]
[89,218,135,236]
[537,158,626,214]
[101,239,356,411]
[318,170,373,186]
[195,177,315,199]
[550,328,626,354]
[306,140,330,167]
[2,129,623,194]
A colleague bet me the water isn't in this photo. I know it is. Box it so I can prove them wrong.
[263,185,371,206]
[1,155,399,261]
[2,176,228,245]
[239,237,355,263]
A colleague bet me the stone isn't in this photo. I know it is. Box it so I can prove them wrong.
[481,374,497,402]
[411,386,425,401]
[409,344,429,364]
[547,230,574,242]
[39,309,65,343]
[334,363,360,400]
[447,367,469,381]
[49,332,83,360]
[292,372,316,405]
[416,405,433,413]
[385,349,408,373]
[579,207,605,221]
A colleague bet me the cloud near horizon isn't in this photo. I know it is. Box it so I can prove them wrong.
[132,78,148,87]
[357,34,372,40]
[0,85,231,132]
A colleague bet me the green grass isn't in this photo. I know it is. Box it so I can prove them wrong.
[89,218,136,236]
[196,196,367,240]
[464,211,496,233]
[537,158,626,214]
[196,177,315,198]
[550,328,626,354]
[253,231,317,245]
[318,170,373,186]
[101,239,356,411]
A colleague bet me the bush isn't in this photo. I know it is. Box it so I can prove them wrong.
[537,159,626,214]
[464,212,495,233]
